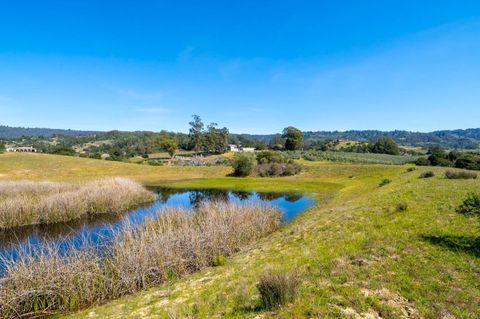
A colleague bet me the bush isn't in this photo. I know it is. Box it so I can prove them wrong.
[396,202,408,212]
[256,151,285,164]
[257,269,299,309]
[445,170,477,180]
[368,137,400,155]
[406,167,416,172]
[415,157,430,166]
[456,193,480,217]
[420,171,435,178]
[213,255,226,267]
[256,162,302,177]
[231,153,256,177]
[379,179,391,187]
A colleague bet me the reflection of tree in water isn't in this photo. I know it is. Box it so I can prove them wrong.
[258,192,284,201]
[231,191,251,201]
[284,193,302,202]
[152,187,183,203]
[189,189,229,207]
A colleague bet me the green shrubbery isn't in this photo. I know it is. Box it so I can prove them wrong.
[416,147,480,171]
[231,153,257,177]
[456,193,480,217]
[231,151,302,177]
[368,137,400,155]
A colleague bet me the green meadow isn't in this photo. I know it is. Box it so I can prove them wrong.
[0,153,479,318]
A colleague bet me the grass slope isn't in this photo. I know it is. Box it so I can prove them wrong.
[1,153,479,318]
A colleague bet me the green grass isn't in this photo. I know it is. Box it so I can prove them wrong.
[1,153,479,318]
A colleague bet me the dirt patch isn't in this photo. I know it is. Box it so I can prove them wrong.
[341,307,382,319]
[361,288,420,319]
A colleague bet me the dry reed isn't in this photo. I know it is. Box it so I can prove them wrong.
[0,178,155,228]
[0,201,282,318]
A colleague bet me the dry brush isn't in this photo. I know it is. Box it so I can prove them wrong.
[0,202,282,318]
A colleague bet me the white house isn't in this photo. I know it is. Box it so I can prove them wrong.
[229,144,255,152]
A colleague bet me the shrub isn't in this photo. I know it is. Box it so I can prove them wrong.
[213,255,226,267]
[420,171,435,178]
[455,156,480,170]
[256,150,285,164]
[257,269,300,309]
[379,179,391,187]
[231,152,256,177]
[406,167,416,172]
[415,157,430,166]
[396,202,408,212]
[445,170,477,180]
[256,162,302,177]
[456,192,480,217]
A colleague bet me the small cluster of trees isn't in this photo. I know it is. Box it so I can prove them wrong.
[416,146,480,170]
[188,115,229,154]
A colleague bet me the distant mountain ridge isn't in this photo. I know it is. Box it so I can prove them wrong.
[0,125,101,139]
[1,125,479,149]
[235,128,480,149]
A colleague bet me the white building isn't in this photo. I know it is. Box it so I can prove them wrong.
[229,144,255,152]
[7,147,37,153]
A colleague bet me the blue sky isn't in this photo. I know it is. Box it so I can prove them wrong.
[0,1,479,134]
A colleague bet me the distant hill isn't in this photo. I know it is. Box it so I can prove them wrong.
[0,125,101,139]
[234,128,480,149]
[1,125,479,149]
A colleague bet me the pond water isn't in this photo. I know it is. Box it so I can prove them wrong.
[0,188,314,270]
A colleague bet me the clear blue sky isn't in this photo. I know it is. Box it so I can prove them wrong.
[1,1,479,134]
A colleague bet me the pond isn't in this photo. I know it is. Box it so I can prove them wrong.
[0,187,315,270]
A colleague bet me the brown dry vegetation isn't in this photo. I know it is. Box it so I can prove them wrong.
[0,202,281,318]
[0,178,154,228]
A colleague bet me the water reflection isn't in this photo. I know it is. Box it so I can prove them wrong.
[0,187,315,268]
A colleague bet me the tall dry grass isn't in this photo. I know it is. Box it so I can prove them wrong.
[0,202,281,318]
[0,178,155,228]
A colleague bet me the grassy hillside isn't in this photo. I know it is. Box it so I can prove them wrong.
[1,153,479,318]
[0,153,229,184]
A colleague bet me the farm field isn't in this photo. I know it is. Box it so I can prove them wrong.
[0,153,479,318]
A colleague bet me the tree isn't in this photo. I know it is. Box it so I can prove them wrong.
[205,123,229,154]
[427,146,451,166]
[0,142,5,153]
[189,115,205,154]
[282,127,303,151]
[368,137,400,155]
[269,134,285,150]
[160,138,177,158]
